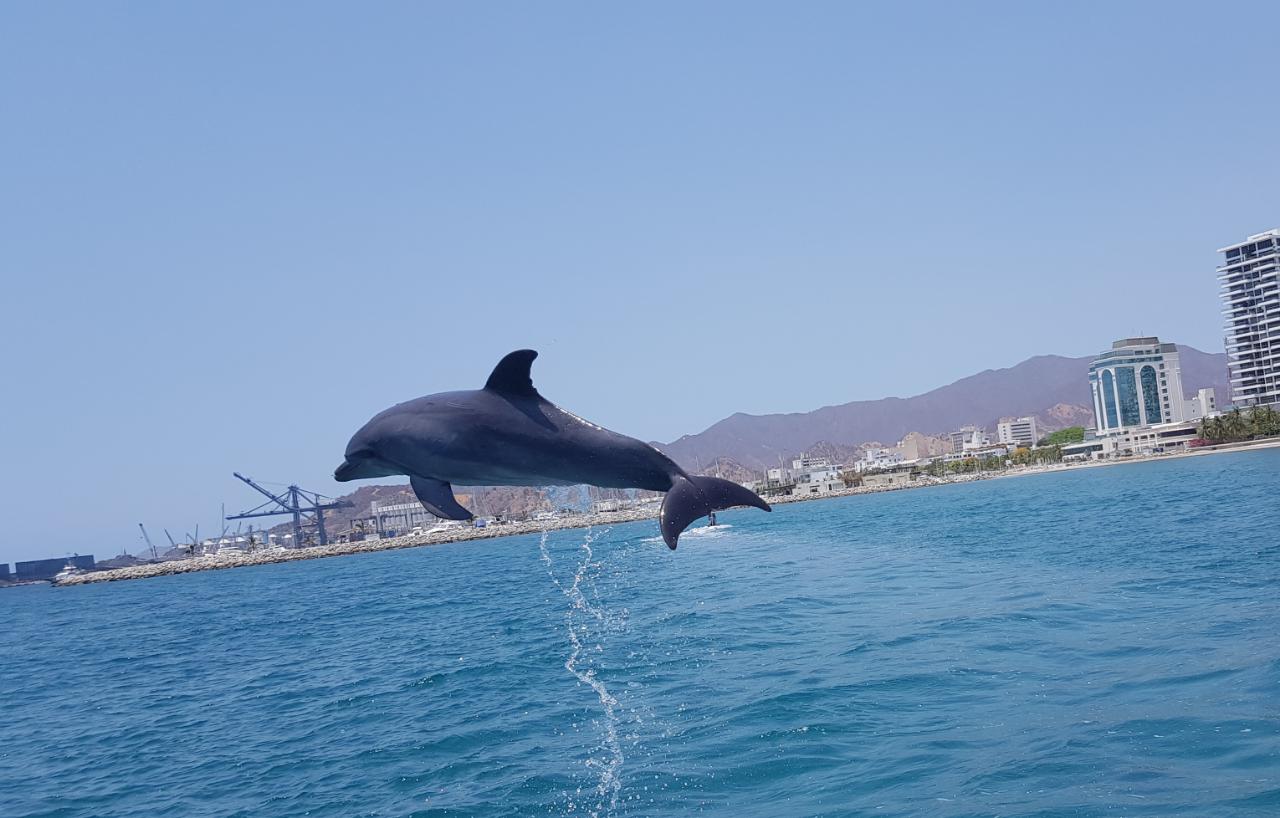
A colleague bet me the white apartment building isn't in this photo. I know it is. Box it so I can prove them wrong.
[996,416,1039,448]
[1218,228,1280,408]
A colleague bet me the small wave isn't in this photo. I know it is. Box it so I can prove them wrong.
[641,524,733,545]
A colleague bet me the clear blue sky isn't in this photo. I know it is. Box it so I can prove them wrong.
[2,2,1276,564]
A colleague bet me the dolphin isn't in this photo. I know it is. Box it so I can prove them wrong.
[334,349,771,548]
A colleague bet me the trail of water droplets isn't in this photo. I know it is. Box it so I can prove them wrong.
[540,528,623,817]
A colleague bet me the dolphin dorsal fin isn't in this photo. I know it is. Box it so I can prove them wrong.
[484,349,539,397]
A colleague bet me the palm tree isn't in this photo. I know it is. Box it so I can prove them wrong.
[1223,408,1249,441]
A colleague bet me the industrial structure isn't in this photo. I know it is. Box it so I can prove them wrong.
[367,498,440,537]
[225,473,353,548]
[1218,228,1280,408]
[13,555,95,582]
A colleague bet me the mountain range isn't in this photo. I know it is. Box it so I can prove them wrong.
[655,346,1229,472]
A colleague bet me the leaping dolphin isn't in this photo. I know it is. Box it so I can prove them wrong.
[334,350,771,548]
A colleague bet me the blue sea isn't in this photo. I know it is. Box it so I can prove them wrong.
[3,450,1279,817]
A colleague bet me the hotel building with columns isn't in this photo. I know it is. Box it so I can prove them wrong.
[1088,337,1215,435]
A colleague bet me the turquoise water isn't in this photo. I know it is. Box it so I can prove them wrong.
[3,450,1279,817]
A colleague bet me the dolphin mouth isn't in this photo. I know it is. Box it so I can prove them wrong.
[335,455,402,482]
[334,460,360,481]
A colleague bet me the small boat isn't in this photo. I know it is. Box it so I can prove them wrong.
[53,561,86,582]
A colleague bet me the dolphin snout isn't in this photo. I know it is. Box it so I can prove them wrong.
[334,460,360,481]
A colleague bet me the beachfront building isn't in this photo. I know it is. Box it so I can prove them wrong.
[942,443,1009,463]
[1088,337,1191,433]
[792,457,844,494]
[1218,228,1280,408]
[997,417,1039,448]
[855,446,904,473]
[1085,336,1219,458]
[794,473,845,495]
[1100,421,1203,457]
[750,454,845,496]
[854,433,942,473]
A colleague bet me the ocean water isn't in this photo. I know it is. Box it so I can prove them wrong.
[3,450,1279,818]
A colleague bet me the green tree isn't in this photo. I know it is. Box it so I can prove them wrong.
[1222,408,1249,441]
[1039,426,1085,446]
[1249,406,1280,437]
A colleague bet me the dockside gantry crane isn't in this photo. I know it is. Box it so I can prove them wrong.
[225,473,353,548]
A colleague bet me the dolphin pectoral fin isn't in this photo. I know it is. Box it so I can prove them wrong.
[659,476,771,550]
[483,349,539,397]
[410,475,474,521]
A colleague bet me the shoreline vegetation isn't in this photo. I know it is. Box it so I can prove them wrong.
[54,436,1280,588]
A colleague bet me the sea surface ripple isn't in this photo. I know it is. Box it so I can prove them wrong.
[3,450,1279,817]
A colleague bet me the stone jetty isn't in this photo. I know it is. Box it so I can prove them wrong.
[55,506,663,586]
[54,473,994,587]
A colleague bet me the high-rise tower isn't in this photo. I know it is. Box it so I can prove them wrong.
[1218,229,1280,408]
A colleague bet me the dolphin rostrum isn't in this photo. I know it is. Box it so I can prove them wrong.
[334,349,771,548]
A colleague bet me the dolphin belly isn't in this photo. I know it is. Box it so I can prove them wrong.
[420,444,656,489]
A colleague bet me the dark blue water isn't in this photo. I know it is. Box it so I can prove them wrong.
[3,450,1279,817]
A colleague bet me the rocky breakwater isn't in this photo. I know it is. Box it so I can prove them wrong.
[58,475,1005,587]
[57,506,661,587]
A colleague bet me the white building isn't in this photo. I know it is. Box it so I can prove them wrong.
[943,443,1009,462]
[996,417,1039,448]
[1218,228,1280,408]
[855,447,904,473]
[791,455,830,472]
[1189,387,1217,419]
[1089,337,1193,434]
[753,455,845,496]
[948,425,989,452]
[1070,419,1203,459]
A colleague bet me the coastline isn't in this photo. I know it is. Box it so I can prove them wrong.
[54,436,1280,587]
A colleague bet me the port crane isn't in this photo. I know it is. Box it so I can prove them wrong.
[137,523,158,560]
[225,473,353,548]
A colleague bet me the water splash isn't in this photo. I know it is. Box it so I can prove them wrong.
[641,522,732,546]
[540,528,623,816]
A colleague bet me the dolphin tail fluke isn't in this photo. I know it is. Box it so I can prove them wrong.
[659,476,771,549]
